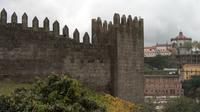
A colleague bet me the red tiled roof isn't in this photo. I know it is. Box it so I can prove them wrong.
[171,32,192,41]
[156,44,172,47]
[144,46,156,49]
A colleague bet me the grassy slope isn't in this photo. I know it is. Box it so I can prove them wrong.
[78,88,142,112]
[0,81,31,95]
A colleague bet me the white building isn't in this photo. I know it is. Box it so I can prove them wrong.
[144,43,172,57]
[171,32,192,55]
[144,31,192,57]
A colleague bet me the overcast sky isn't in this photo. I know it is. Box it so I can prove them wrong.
[0,0,200,46]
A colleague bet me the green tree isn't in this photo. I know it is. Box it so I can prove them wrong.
[144,55,169,70]
[197,41,200,50]
[183,41,192,51]
[192,41,198,51]
[163,97,200,112]
[182,76,200,99]
[142,102,157,112]
[0,95,15,112]
[0,75,106,112]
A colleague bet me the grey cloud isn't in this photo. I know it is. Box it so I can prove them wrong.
[0,0,200,45]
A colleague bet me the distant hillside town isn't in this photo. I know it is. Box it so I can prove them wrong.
[144,31,200,110]
[144,31,193,57]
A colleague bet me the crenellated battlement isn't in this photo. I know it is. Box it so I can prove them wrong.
[92,13,143,32]
[0,9,93,45]
[91,13,143,46]
[0,8,144,103]
[0,9,143,47]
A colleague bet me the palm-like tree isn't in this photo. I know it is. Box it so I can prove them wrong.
[192,41,199,51]
[196,41,200,50]
[183,41,192,51]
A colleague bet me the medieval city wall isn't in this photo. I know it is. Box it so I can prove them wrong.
[0,10,111,92]
[0,8,144,103]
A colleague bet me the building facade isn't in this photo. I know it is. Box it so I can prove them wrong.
[171,32,192,55]
[144,43,172,57]
[144,75,182,96]
[176,54,200,66]
[0,9,144,103]
[181,64,200,80]
[144,31,193,58]
[144,75,183,109]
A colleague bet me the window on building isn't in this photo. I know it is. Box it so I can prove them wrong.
[170,89,175,95]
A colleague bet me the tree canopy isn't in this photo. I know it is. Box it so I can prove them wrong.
[163,97,200,112]
[0,75,142,112]
[182,75,200,99]
[192,41,200,51]
[183,41,192,51]
[144,55,169,70]
[0,75,106,112]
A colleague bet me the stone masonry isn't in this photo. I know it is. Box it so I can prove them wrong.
[0,8,144,103]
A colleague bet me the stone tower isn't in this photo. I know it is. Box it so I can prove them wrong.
[0,9,144,103]
[111,14,144,103]
[92,13,144,103]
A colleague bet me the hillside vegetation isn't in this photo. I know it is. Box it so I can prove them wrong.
[0,81,31,96]
[0,75,142,112]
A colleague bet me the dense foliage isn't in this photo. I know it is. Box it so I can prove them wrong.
[0,95,15,112]
[141,102,157,112]
[163,97,200,112]
[0,75,141,112]
[183,41,192,51]
[144,63,169,75]
[182,76,200,99]
[144,55,170,70]
[192,41,200,51]
[0,75,105,112]
[163,75,200,112]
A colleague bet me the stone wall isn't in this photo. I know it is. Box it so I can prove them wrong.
[0,8,144,103]
[0,24,111,92]
[110,14,144,103]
